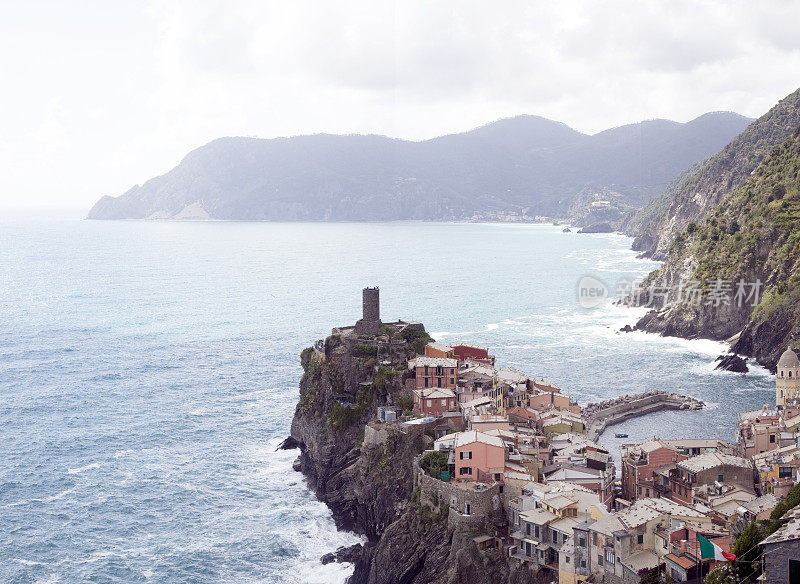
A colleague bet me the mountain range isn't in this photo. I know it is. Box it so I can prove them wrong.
[87,113,751,222]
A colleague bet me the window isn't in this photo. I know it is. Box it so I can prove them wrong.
[637,534,644,544]
[494,473,501,481]
[598,554,603,567]
[718,474,725,482]
[606,551,615,564]
[593,533,598,546]
[459,466,472,475]
[460,451,472,460]
[578,537,586,547]
[581,560,586,568]
[535,525,540,538]
[424,378,429,388]
[450,368,455,374]
[525,542,532,557]
[424,366,429,375]
[437,378,442,388]
[441,399,446,406]
[526,524,531,536]
[566,556,570,564]
[450,378,454,385]
[770,434,776,443]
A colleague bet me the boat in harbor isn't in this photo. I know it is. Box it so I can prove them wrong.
[615,433,628,438]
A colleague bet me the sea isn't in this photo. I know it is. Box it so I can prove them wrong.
[0,220,775,583]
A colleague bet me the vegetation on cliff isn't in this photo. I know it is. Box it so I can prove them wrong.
[633,127,800,368]
[629,87,800,260]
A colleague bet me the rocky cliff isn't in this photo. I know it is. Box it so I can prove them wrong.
[288,330,534,584]
[626,88,800,260]
[629,126,800,370]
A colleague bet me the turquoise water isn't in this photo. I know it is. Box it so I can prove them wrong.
[0,221,773,583]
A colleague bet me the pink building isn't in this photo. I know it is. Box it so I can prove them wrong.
[408,356,458,390]
[412,387,457,417]
[453,430,506,483]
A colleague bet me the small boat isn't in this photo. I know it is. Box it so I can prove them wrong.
[615,433,628,438]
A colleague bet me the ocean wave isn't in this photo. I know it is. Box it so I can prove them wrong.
[67,463,100,475]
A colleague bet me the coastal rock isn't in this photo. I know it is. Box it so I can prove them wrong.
[290,330,529,584]
[320,543,363,565]
[619,324,634,333]
[277,435,300,450]
[577,222,613,234]
[715,353,749,373]
[562,227,571,233]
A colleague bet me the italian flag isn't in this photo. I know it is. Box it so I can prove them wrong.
[698,534,736,561]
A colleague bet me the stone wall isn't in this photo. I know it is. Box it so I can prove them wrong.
[764,539,800,583]
[415,454,501,526]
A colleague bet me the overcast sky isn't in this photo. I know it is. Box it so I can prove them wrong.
[2,0,800,213]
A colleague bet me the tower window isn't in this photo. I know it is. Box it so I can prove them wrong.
[790,371,793,378]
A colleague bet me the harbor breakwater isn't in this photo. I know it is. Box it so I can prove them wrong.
[584,390,704,441]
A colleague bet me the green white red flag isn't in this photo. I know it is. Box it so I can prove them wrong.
[698,534,736,561]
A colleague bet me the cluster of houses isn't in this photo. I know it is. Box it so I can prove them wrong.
[394,341,800,584]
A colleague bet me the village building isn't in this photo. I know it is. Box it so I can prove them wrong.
[424,342,455,358]
[450,343,495,365]
[753,444,800,497]
[737,405,790,458]
[412,387,457,417]
[621,440,686,502]
[511,482,606,572]
[652,452,754,506]
[579,498,711,584]
[434,430,506,484]
[408,356,458,390]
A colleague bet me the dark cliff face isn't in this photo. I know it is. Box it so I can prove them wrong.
[630,127,800,371]
[288,333,534,584]
[290,335,424,539]
[627,87,800,260]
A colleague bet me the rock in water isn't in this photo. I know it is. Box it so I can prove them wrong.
[277,436,300,450]
[562,227,571,233]
[577,222,613,234]
[619,324,634,333]
[320,544,363,565]
[715,353,748,373]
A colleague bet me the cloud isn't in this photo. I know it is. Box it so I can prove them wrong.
[1,0,800,210]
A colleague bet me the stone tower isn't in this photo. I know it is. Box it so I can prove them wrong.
[355,287,382,336]
[776,346,800,407]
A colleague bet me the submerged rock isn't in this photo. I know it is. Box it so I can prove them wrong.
[715,353,748,373]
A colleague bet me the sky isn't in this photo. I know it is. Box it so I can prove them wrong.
[1,0,800,214]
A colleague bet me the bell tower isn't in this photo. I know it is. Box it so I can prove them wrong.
[776,346,800,408]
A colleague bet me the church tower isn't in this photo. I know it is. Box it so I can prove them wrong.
[776,346,800,408]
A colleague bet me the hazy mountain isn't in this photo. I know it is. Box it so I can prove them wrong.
[87,112,752,221]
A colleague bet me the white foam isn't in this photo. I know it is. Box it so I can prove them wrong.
[67,462,100,474]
